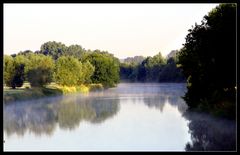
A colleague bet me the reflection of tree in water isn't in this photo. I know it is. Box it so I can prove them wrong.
[56,96,120,130]
[89,97,120,123]
[143,91,188,114]
[56,100,96,130]
[168,95,188,113]
[4,95,120,136]
[183,110,236,151]
[143,96,166,112]
[4,101,56,137]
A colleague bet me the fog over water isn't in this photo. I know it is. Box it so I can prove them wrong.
[4,83,236,151]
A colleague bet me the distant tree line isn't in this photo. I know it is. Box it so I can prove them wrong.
[4,41,120,89]
[120,51,186,82]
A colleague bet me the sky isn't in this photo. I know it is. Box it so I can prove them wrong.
[4,3,219,59]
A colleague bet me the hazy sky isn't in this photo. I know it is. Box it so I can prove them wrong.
[4,3,219,59]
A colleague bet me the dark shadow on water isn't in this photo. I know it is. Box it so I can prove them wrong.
[183,110,236,151]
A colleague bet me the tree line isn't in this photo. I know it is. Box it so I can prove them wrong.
[4,42,120,89]
[120,51,186,82]
[4,4,235,119]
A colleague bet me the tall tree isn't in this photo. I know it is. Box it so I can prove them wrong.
[178,4,236,117]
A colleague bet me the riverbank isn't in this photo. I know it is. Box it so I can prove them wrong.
[187,99,236,120]
[3,83,104,103]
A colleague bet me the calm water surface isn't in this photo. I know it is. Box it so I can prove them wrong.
[3,83,236,151]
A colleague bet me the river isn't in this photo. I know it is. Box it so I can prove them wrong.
[3,83,236,151]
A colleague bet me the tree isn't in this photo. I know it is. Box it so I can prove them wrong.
[63,44,85,59]
[123,56,145,65]
[3,55,15,87]
[17,50,33,56]
[177,4,236,117]
[85,51,120,87]
[159,57,185,82]
[120,63,135,80]
[3,55,27,89]
[25,54,54,87]
[141,52,166,82]
[119,52,185,82]
[81,61,95,84]
[119,56,145,81]
[53,56,83,86]
[12,55,27,88]
[40,41,67,60]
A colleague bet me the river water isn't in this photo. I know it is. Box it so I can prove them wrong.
[3,83,236,151]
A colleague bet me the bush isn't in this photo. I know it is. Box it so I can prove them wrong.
[88,83,104,91]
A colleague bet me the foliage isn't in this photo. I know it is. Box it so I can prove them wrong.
[40,41,68,60]
[63,44,86,59]
[123,56,145,65]
[85,51,120,87]
[53,56,82,86]
[159,57,186,82]
[3,86,63,103]
[3,55,27,88]
[4,55,15,87]
[88,83,104,91]
[5,41,120,90]
[120,52,185,82]
[25,54,55,87]
[143,52,166,82]
[177,4,236,118]
[12,55,27,88]
[17,50,34,56]
[81,61,95,84]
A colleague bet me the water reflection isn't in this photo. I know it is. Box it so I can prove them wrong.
[143,95,188,114]
[4,95,120,137]
[183,110,236,151]
[4,83,236,151]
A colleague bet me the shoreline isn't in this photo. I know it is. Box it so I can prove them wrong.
[3,83,104,104]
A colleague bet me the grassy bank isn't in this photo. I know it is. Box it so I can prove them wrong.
[3,82,104,103]
[3,87,62,103]
[46,83,104,94]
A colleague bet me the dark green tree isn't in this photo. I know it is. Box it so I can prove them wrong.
[3,55,27,89]
[12,55,27,88]
[40,41,67,60]
[178,4,236,118]
[159,57,186,82]
[85,51,120,87]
